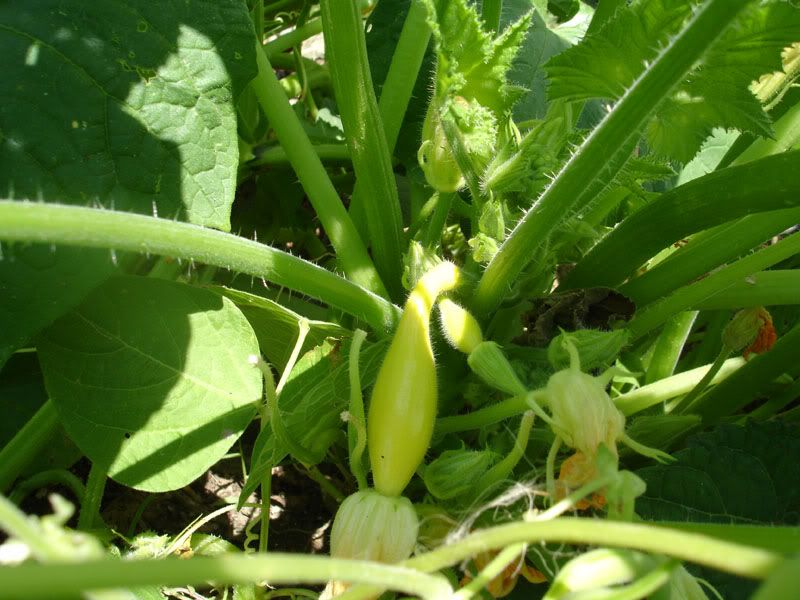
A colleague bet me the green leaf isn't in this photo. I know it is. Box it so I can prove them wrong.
[546,0,695,102]
[0,0,256,227]
[636,421,800,599]
[508,8,584,121]
[37,276,261,492]
[676,128,740,184]
[638,422,800,523]
[546,0,800,161]
[425,0,531,115]
[649,1,800,160]
[0,0,258,363]
[0,247,121,370]
[210,286,345,373]
[0,354,47,448]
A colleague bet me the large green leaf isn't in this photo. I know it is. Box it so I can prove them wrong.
[636,422,800,599]
[0,0,258,365]
[37,276,261,492]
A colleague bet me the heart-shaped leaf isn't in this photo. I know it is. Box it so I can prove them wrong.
[38,276,261,492]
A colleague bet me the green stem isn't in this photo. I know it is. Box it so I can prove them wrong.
[670,350,730,414]
[321,0,405,297]
[626,232,800,341]
[8,470,86,506]
[589,560,678,600]
[0,400,60,493]
[693,270,800,310]
[732,99,800,166]
[336,517,783,600]
[252,144,350,167]
[435,395,529,435]
[614,357,746,416]
[269,52,331,84]
[377,0,432,153]
[753,556,800,600]
[259,465,272,553]
[349,0,432,239]
[748,377,800,421]
[77,462,107,531]
[473,0,752,315]
[645,311,698,384]
[422,192,455,248]
[686,322,800,422]
[567,151,800,290]
[406,518,781,579]
[0,202,400,334]
[476,412,534,491]
[303,465,345,504]
[453,543,524,600]
[620,209,800,306]
[653,522,800,555]
[256,358,318,465]
[0,553,452,600]
[251,44,389,298]
[276,319,311,395]
[587,0,627,34]
[347,330,369,491]
[263,19,323,57]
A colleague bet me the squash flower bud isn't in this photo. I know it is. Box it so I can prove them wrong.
[722,307,776,357]
[438,298,483,354]
[437,300,527,396]
[419,102,463,193]
[528,338,671,502]
[323,489,419,598]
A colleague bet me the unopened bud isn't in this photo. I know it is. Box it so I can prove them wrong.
[723,307,775,356]
[423,448,497,500]
[438,299,484,354]
[468,341,528,396]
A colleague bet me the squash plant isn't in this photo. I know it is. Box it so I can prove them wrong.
[1,0,800,598]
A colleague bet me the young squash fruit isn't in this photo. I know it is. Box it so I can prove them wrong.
[369,261,461,497]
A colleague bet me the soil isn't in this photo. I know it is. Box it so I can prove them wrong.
[17,423,340,555]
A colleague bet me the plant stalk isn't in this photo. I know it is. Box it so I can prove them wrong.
[0,400,60,493]
[472,0,753,315]
[0,201,401,334]
[251,43,389,298]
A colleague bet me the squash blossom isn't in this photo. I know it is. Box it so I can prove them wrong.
[527,338,672,501]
